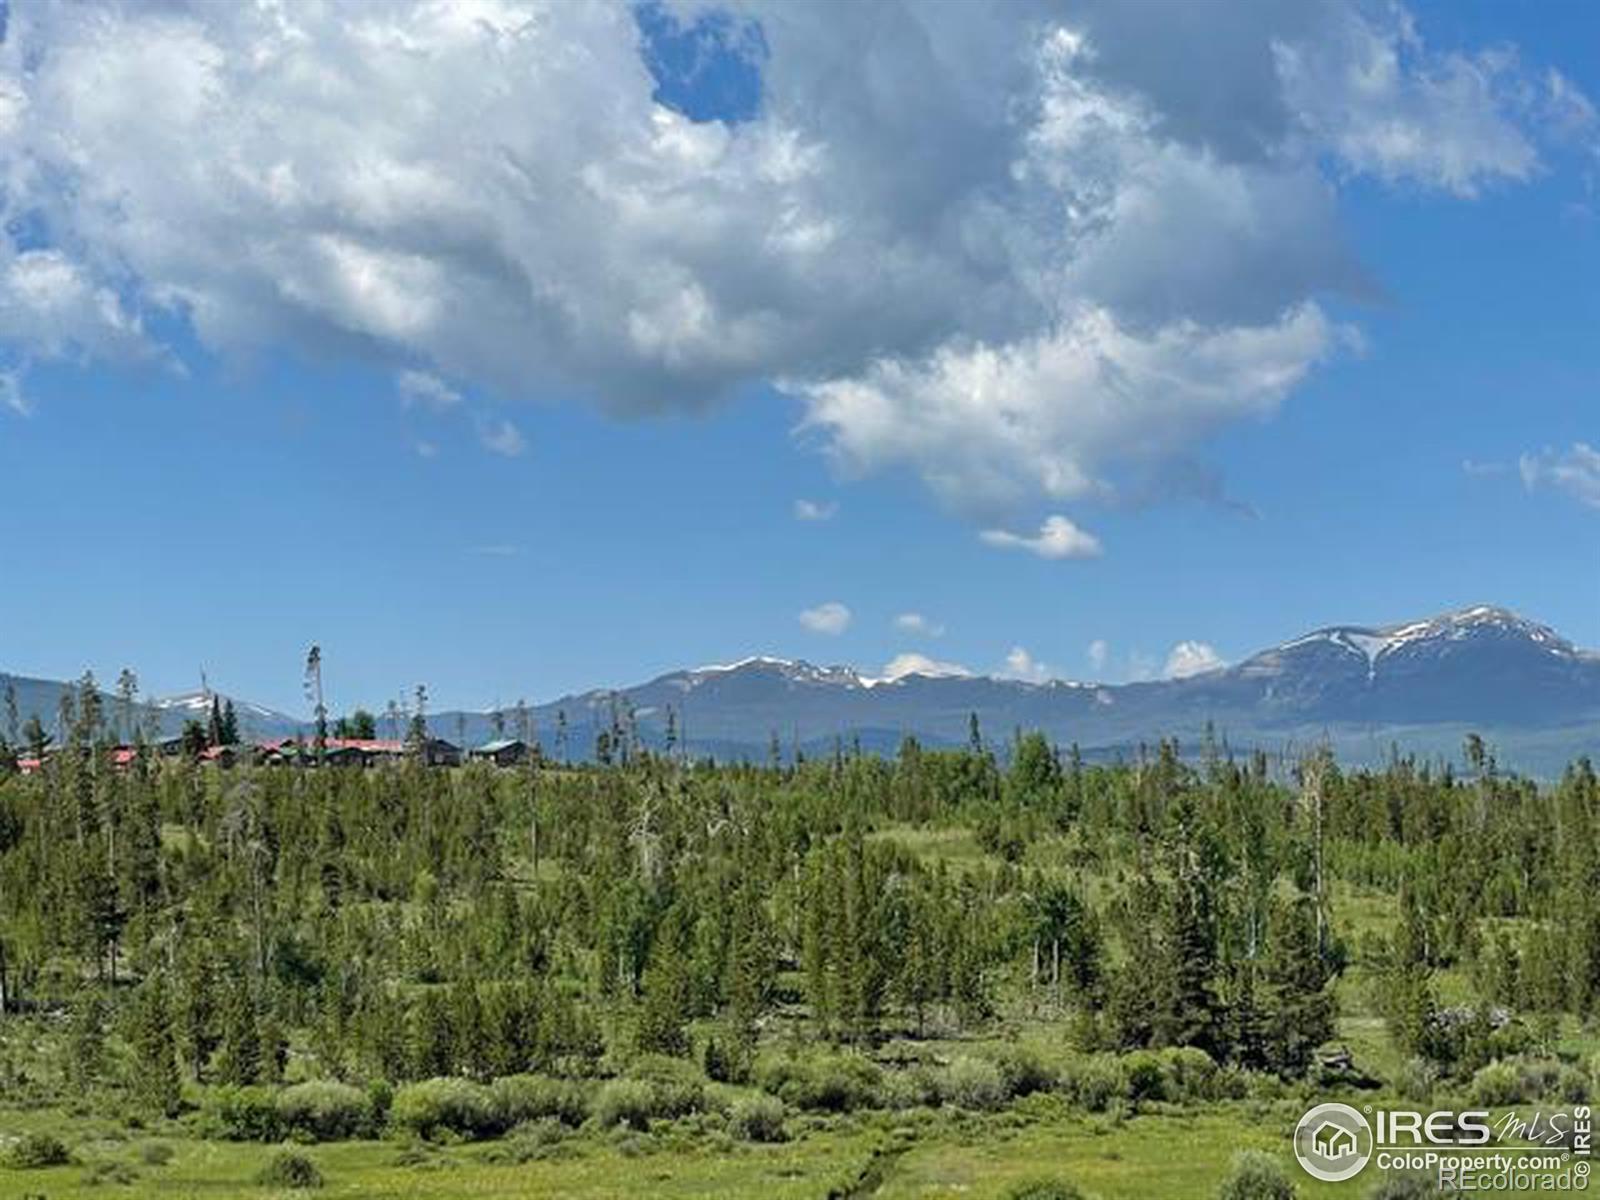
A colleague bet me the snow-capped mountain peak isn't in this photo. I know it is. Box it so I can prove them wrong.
[152,691,292,722]
[681,657,868,689]
[1259,605,1576,676]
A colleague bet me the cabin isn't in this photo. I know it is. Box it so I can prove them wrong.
[469,738,530,767]
[153,734,188,757]
[198,744,243,768]
[258,736,459,768]
[320,743,369,768]
[418,738,462,768]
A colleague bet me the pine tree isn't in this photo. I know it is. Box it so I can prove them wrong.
[2,676,16,746]
[127,974,182,1117]
[1152,864,1222,1057]
[216,976,262,1086]
[174,945,220,1082]
[257,988,288,1085]
[68,991,109,1091]
[1259,897,1335,1076]
[636,905,694,1057]
[408,988,452,1079]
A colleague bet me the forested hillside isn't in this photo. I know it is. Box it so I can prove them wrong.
[0,677,1597,1197]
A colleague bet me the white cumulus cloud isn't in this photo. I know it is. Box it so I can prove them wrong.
[1164,640,1226,679]
[798,601,851,635]
[0,0,1584,516]
[878,652,970,682]
[981,515,1103,560]
[999,646,1053,684]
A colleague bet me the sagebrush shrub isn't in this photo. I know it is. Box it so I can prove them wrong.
[255,1148,323,1189]
[1216,1150,1295,1200]
[391,1078,501,1140]
[729,1093,788,1142]
[275,1080,373,1142]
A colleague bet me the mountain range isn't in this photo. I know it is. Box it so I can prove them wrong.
[3,606,1597,775]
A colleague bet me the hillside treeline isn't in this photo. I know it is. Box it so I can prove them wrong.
[0,679,1597,1120]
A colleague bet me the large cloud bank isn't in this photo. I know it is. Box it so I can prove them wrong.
[0,0,1587,512]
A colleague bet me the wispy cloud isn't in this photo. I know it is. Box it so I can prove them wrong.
[793,498,838,522]
[798,601,851,635]
[0,369,28,417]
[892,612,944,638]
[980,515,1102,560]
[397,368,462,411]
[477,417,527,458]
[1087,638,1109,675]
[1520,443,1600,508]
[467,544,522,558]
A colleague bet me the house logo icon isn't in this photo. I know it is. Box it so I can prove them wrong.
[1313,1121,1358,1160]
[1294,1102,1373,1182]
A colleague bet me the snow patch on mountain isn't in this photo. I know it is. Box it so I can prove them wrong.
[1261,605,1576,680]
[153,691,288,721]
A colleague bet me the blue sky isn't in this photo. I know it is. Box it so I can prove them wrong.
[0,0,1596,716]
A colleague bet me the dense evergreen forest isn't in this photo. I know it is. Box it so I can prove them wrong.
[0,674,1597,1195]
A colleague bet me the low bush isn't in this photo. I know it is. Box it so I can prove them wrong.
[391,1078,501,1141]
[1160,1046,1219,1102]
[1216,1150,1296,1200]
[1559,1065,1589,1104]
[728,1093,788,1143]
[255,1148,323,1189]
[593,1079,656,1132]
[2,1132,72,1169]
[496,1118,571,1164]
[942,1056,1007,1111]
[993,1045,1057,1099]
[367,1079,394,1125]
[82,1159,139,1186]
[882,1065,944,1110]
[491,1074,590,1128]
[1393,1057,1436,1103]
[754,1051,883,1113]
[137,1141,174,1166]
[276,1080,373,1142]
[1058,1054,1123,1112]
[210,1086,283,1142]
[1469,1057,1564,1108]
[1122,1051,1167,1104]
[626,1055,706,1119]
